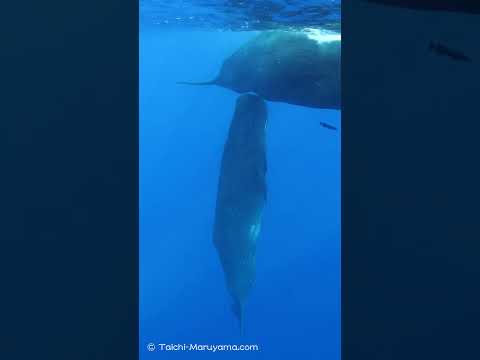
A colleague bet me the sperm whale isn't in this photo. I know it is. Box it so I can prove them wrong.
[179,30,340,110]
[213,94,268,334]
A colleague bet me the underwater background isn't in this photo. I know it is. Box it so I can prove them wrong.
[140,2,340,359]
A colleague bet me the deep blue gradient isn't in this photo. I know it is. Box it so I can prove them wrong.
[140,29,340,359]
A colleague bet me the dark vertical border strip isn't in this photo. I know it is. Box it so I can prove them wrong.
[342,1,480,359]
[2,1,138,359]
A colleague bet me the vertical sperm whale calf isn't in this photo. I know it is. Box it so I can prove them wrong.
[213,94,268,334]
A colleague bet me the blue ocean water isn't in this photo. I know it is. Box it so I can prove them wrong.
[140,0,340,31]
[140,12,340,360]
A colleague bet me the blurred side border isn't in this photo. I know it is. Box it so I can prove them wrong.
[1,1,138,359]
[342,1,480,359]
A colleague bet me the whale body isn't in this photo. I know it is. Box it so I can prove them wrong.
[213,94,268,334]
[179,30,341,110]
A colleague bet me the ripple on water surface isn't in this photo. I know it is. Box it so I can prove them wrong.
[140,0,340,32]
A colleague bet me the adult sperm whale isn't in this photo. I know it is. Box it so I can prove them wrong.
[213,94,268,334]
[179,30,341,110]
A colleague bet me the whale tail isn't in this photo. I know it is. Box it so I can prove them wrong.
[231,300,245,335]
[176,79,217,86]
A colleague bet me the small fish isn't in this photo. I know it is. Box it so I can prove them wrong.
[429,42,471,62]
[320,121,338,131]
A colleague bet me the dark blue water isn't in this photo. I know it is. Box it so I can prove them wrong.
[140,27,340,360]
